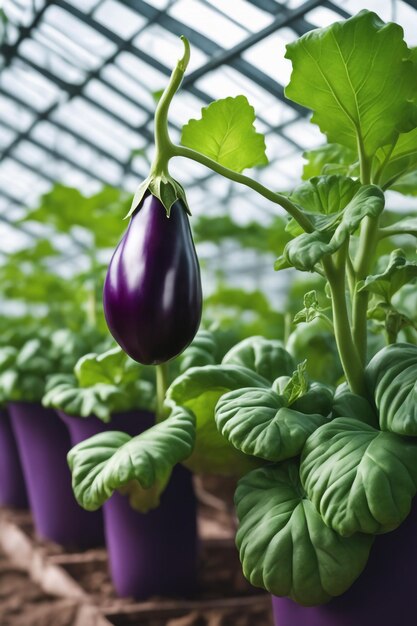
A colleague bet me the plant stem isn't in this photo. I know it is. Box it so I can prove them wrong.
[156,363,169,421]
[322,252,366,396]
[352,215,379,363]
[150,36,190,176]
[172,144,315,233]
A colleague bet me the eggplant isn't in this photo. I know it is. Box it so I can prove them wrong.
[103,193,202,365]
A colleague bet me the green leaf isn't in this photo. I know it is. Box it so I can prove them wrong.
[358,250,417,302]
[332,383,378,427]
[286,317,342,386]
[277,185,385,271]
[216,387,328,462]
[293,290,332,325]
[167,364,269,475]
[43,375,154,422]
[75,347,140,387]
[380,216,417,237]
[181,96,268,173]
[301,417,417,535]
[391,171,417,196]
[177,330,218,373]
[302,144,358,180]
[366,344,417,435]
[288,176,361,237]
[235,463,373,605]
[67,406,195,512]
[23,184,130,248]
[280,361,308,405]
[222,336,295,383]
[285,10,416,156]
[376,128,417,190]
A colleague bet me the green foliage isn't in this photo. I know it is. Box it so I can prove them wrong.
[235,463,373,605]
[276,185,385,272]
[67,406,195,512]
[285,10,416,156]
[366,343,417,435]
[166,363,269,475]
[286,318,342,385]
[43,346,155,421]
[302,145,358,180]
[222,336,295,383]
[181,96,268,173]
[332,384,378,427]
[301,417,417,535]
[216,386,329,462]
[0,329,103,404]
[192,214,290,254]
[22,185,130,248]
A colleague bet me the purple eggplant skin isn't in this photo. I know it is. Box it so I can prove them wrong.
[103,193,202,365]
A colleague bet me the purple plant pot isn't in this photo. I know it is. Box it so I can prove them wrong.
[58,410,198,599]
[272,497,417,626]
[0,409,28,508]
[8,402,103,548]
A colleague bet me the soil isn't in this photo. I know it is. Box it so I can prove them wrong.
[0,476,273,626]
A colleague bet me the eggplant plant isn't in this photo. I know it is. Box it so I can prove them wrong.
[67,9,417,608]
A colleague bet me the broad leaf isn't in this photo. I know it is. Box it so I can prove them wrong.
[276,185,384,271]
[332,383,378,427]
[67,406,195,512]
[215,387,328,462]
[287,176,361,237]
[167,364,269,475]
[235,463,373,605]
[43,374,154,422]
[301,417,417,535]
[222,336,295,383]
[302,144,358,180]
[75,347,141,387]
[366,344,417,434]
[358,250,417,302]
[376,128,417,190]
[181,96,268,173]
[178,329,218,373]
[285,10,416,156]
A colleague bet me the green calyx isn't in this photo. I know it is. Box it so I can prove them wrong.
[126,174,191,219]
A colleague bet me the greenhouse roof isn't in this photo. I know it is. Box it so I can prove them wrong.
[1,0,417,262]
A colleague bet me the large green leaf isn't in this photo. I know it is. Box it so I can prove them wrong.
[290,175,360,219]
[216,387,328,462]
[181,96,268,173]
[332,383,378,427]
[376,128,417,190]
[302,144,358,180]
[177,330,218,373]
[285,10,416,156]
[358,250,417,303]
[276,185,384,271]
[222,336,295,383]
[235,463,373,605]
[366,344,417,434]
[167,364,269,474]
[301,417,417,536]
[75,347,141,387]
[67,406,195,512]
